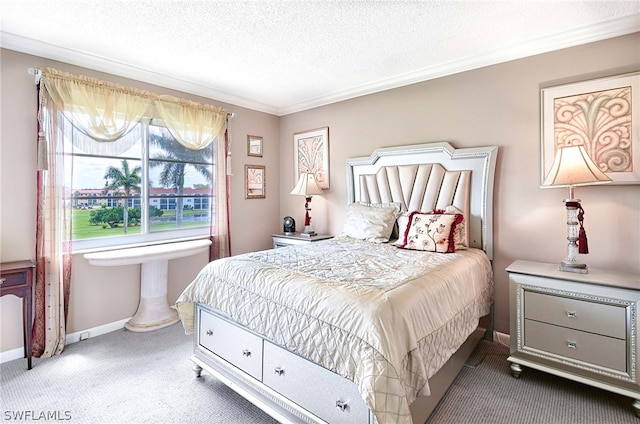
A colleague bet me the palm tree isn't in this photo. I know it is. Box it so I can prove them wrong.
[104,159,141,233]
[149,129,212,228]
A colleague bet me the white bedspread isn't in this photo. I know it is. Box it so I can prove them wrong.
[176,237,493,424]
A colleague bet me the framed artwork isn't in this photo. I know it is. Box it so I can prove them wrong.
[247,135,263,157]
[293,127,329,189]
[245,165,265,199]
[541,71,640,185]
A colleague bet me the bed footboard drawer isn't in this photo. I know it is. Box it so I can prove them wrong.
[198,308,263,380]
[263,341,370,424]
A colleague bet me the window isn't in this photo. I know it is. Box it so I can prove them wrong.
[67,120,214,251]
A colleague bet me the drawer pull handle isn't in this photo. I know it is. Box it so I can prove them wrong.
[567,341,577,349]
[336,399,349,412]
[242,349,251,357]
[0,277,5,285]
[274,367,285,376]
[566,311,577,318]
[205,329,213,336]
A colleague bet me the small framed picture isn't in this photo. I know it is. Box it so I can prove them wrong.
[245,165,265,199]
[247,135,263,157]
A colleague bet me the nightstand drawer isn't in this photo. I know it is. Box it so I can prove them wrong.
[525,291,626,339]
[525,319,627,372]
[0,271,29,288]
[271,233,332,249]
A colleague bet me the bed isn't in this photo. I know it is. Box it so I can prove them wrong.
[176,141,498,424]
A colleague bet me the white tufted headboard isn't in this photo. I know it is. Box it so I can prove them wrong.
[346,142,498,259]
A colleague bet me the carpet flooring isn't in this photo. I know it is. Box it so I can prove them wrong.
[1,322,637,423]
[426,337,637,424]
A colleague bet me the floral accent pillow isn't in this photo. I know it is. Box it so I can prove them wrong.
[399,211,463,253]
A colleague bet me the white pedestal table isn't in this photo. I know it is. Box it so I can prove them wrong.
[84,239,211,332]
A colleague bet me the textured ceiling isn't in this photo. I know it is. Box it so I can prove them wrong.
[2,1,640,115]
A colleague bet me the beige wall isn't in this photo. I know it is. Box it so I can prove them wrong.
[1,33,639,356]
[279,33,640,334]
[0,49,280,353]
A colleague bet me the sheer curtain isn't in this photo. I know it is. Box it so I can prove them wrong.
[33,84,72,357]
[211,127,231,260]
[34,67,230,357]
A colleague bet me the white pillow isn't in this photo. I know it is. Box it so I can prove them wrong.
[341,202,401,243]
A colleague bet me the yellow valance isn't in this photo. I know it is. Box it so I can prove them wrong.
[39,67,227,151]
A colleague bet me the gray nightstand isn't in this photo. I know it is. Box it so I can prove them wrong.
[271,233,332,249]
[506,260,640,417]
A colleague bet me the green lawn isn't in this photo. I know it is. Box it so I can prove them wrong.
[72,209,209,240]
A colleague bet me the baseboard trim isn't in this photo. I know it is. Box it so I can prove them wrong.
[2,322,510,365]
[65,318,131,344]
[493,330,511,348]
[0,317,131,365]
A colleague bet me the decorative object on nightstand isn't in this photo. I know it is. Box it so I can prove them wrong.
[541,143,611,274]
[290,173,323,237]
[283,216,296,234]
[506,260,640,418]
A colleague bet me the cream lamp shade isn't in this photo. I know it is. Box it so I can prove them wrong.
[542,144,611,194]
[290,173,323,236]
[290,173,324,196]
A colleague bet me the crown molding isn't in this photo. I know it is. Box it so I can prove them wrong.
[0,31,280,116]
[2,13,639,117]
[278,14,640,115]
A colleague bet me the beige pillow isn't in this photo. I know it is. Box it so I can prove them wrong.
[341,202,401,243]
[393,212,412,246]
[444,206,468,250]
[399,211,463,253]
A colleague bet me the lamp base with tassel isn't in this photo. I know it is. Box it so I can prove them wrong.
[560,199,588,274]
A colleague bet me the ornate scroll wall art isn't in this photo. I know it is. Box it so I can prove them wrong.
[294,127,329,189]
[541,72,640,185]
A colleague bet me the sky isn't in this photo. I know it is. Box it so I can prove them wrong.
[73,156,210,190]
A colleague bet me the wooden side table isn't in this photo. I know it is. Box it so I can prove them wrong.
[1,260,35,369]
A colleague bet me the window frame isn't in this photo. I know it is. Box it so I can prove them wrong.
[69,118,214,253]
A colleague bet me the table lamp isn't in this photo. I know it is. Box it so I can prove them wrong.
[542,143,611,273]
[290,173,324,236]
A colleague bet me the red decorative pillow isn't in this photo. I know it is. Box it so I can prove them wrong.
[399,211,463,253]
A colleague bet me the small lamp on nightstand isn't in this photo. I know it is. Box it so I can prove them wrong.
[542,142,611,274]
[290,173,324,237]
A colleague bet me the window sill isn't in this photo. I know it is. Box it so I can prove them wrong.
[83,238,211,266]
[73,235,210,256]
